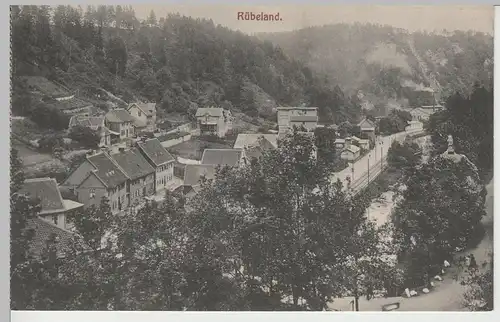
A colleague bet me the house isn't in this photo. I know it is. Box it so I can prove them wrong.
[358,139,370,150]
[110,148,155,207]
[19,178,84,231]
[127,102,157,133]
[68,115,111,147]
[349,136,370,150]
[341,145,361,161]
[241,136,276,165]
[196,107,228,137]
[406,120,424,131]
[233,134,279,150]
[358,118,376,140]
[335,138,346,149]
[277,106,318,133]
[62,152,129,214]
[201,149,243,167]
[183,164,216,193]
[289,115,319,132]
[105,109,136,140]
[136,138,175,193]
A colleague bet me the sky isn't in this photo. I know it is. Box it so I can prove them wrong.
[130,4,494,34]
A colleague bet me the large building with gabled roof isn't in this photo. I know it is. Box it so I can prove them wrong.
[19,177,84,231]
[110,148,156,206]
[61,151,130,214]
[136,138,176,193]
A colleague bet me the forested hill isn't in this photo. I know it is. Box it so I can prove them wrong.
[258,23,493,113]
[10,5,362,124]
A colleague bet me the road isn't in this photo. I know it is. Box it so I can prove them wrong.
[331,128,424,193]
[329,178,493,311]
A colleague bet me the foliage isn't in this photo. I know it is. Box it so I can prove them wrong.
[462,257,493,311]
[387,140,422,171]
[37,135,65,154]
[10,5,362,125]
[391,156,486,287]
[28,103,70,131]
[314,127,337,167]
[426,83,493,179]
[378,109,412,135]
[68,125,101,149]
[259,23,493,103]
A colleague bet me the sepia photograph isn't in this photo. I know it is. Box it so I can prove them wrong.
[9,3,493,312]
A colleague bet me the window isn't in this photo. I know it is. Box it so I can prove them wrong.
[90,188,96,199]
[53,215,58,226]
[121,130,125,136]
[138,111,142,117]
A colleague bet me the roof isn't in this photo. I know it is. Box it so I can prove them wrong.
[110,148,155,180]
[201,149,243,166]
[290,115,319,122]
[233,134,278,149]
[129,103,156,116]
[329,124,340,130]
[133,118,147,128]
[69,115,105,129]
[358,118,376,129]
[195,108,224,117]
[19,178,66,215]
[277,106,318,111]
[105,109,136,123]
[85,153,129,188]
[335,139,345,144]
[184,164,216,186]
[344,145,361,153]
[136,138,175,166]
[27,218,87,258]
[350,136,362,142]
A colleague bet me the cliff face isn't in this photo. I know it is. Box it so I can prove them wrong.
[258,24,493,112]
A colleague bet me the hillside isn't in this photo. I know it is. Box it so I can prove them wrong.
[257,23,493,114]
[10,5,362,127]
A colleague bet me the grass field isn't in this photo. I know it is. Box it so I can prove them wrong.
[12,141,54,167]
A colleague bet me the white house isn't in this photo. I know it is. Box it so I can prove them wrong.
[277,106,318,133]
[127,102,157,133]
[196,107,229,137]
[358,118,376,139]
[335,138,346,149]
[341,145,361,161]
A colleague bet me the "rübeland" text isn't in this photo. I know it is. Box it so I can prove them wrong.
[237,12,282,21]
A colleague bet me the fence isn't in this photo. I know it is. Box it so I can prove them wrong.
[160,133,192,148]
[166,122,194,135]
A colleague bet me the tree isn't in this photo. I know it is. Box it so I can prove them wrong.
[462,255,493,311]
[188,130,386,310]
[147,10,157,26]
[391,156,486,287]
[10,148,42,309]
[387,140,422,171]
[426,84,493,179]
[314,127,337,167]
[69,125,101,149]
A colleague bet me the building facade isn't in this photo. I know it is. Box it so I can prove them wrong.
[110,148,156,207]
[105,109,136,140]
[136,138,176,193]
[196,107,228,137]
[277,106,318,133]
[127,102,157,133]
[19,177,84,231]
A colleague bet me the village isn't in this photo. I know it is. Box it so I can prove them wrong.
[14,81,432,252]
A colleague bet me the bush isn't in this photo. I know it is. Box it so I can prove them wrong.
[69,125,101,149]
[29,103,70,131]
[38,135,65,154]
